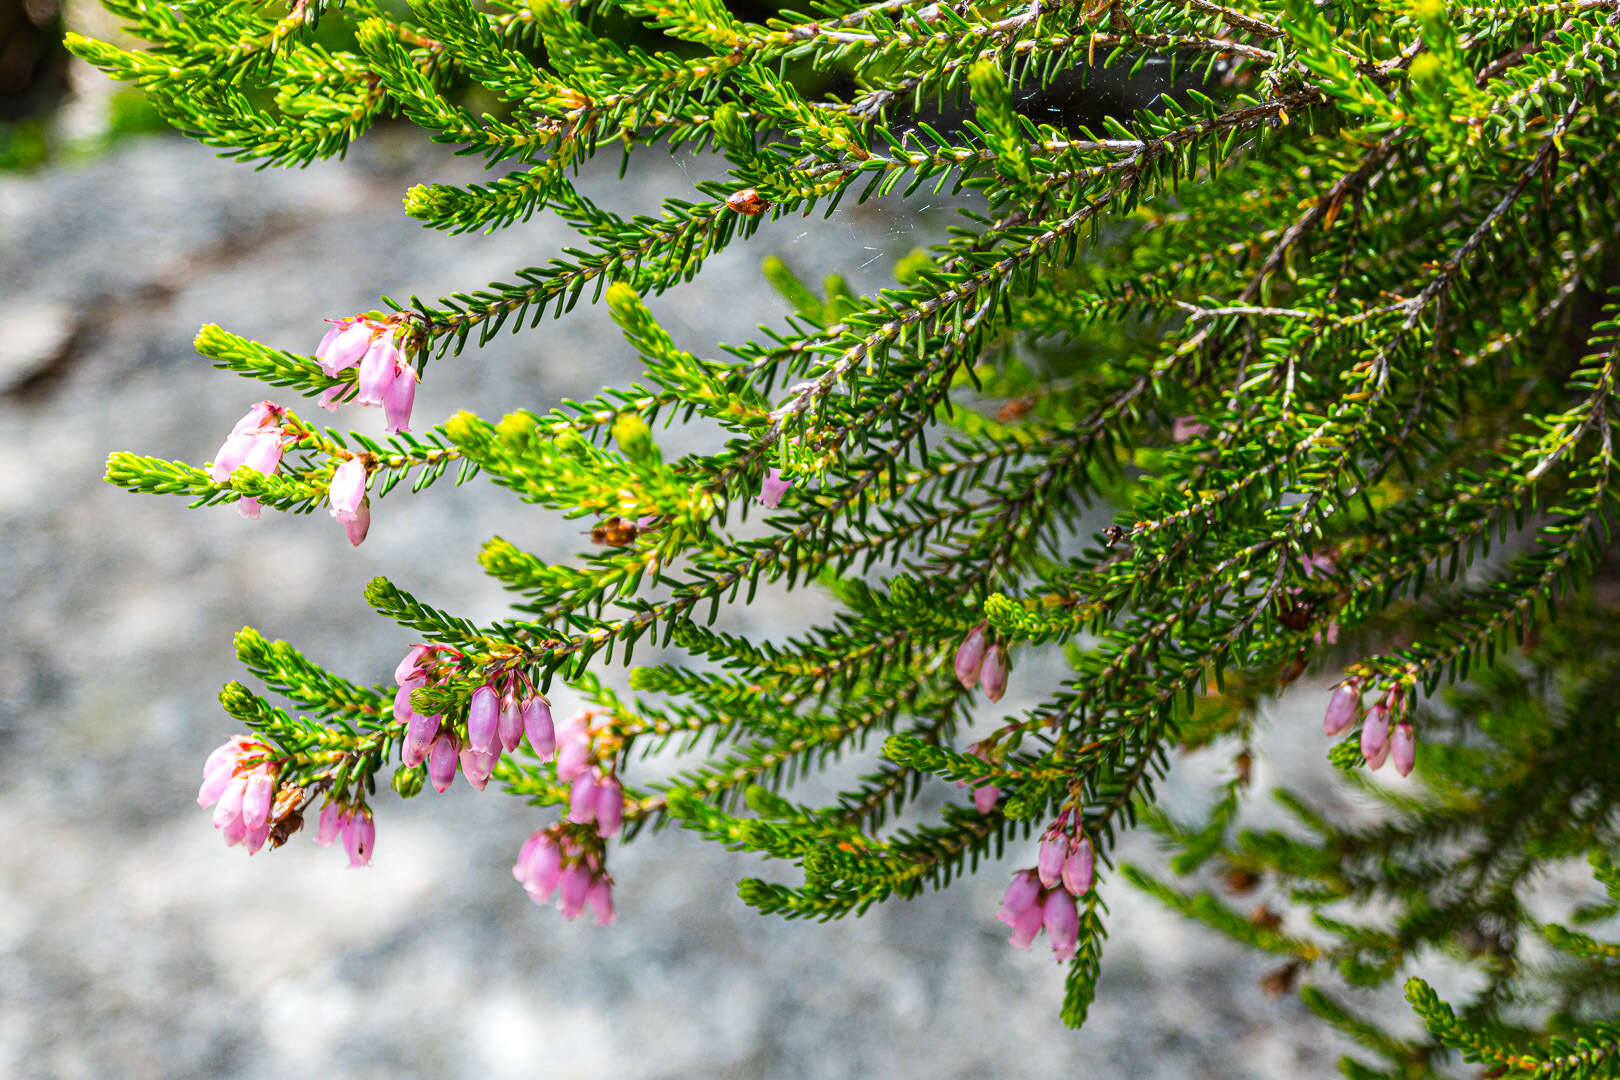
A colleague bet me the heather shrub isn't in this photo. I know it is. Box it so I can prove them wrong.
[73,0,1620,1067]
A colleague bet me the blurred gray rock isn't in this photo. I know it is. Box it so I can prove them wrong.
[0,130,1358,1079]
[0,299,72,393]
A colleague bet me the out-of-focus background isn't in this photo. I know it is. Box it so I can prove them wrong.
[1,12,1407,1078]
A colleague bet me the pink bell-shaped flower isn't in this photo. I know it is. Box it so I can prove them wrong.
[1390,722,1416,777]
[996,870,1042,928]
[396,645,432,686]
[1361,703,1390,769]
[1037,831,1067,889]
[318,321,374,376]
[587,877,617,926]
[558,864,593,919]
[314,803,345,847]
[383,365,417,434]
[467,685,500,754]
[1323,681,1360,736]
[757,467,793,509]
[328,458,367,522]
[1009,895,1046,950]
[595,778,625,838]
[498,693,525,753]
[568,771,600,825]
[1043,889,1080,962]
[356,338,401,406]
[342,811,375,868]
[954,624,988,689]
[980,645,1009,702]
[241,770,274,833]
[523,696,555,759]
[556,729,591,782]
[427,732,459,793]
[515,832,563,901]
[403,710,440,768]
[459,745,499,791]
[1062,837,1095,897]
[973,784,1001,815]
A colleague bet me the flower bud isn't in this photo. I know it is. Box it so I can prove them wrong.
[595,778,625,838]
[328,458,367,518]
[404,710,440,767]
[587,877,617,927]
[498,693,524,753]
[315,803,345,846]
[973,784,1001,815]
[1361,703,1390,769]
[391,763,424,798]
[427,732,458,793]
[230,401,283,437]
[356,338,401,406]
[556,731,591,782]
[1390,722,1416,777]
[396,645,432,686]
[1171,416,1210,442]
[459,745,499,791]
[342,499,370,547]
[219,815,247,847]
[467,685,500,754]
[1323,682,1360,736]
[197,760,236,807]
[558,864,592,919]
[383,365,416,434]
[242,770,274,832]
[523,696,555,759]
[514,830,542,876]
[1009,896,1046,950]
[343,811,375,868]
[996,870,1042,928]
[202,735,250,778]
[393,680,422,723]
[954,624,988,689]
[757,467,792,509]
[980,645,1009,702]
[318,321,373,376]
[1037,831,1067,888]
[242,425,285,474]
[209,432,255,483]
[1062,837,1095,897]
[1043,889,1080,962]
[516,833,563,901]
[568,771,600,824]
[213,776,247,831]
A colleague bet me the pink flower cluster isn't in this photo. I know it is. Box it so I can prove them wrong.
[314,803,376,868]
[315,316,418,433]
[955,741,1002,814]
[998,815,1095,961]
[206,318,418,543]
[954,623,1009,701]
[555,712,626,838]
[210,402,288,519]
[394,645,558,794]
[197,734,281,853]
[513,826,617,925]
[1323,678,1415,776]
